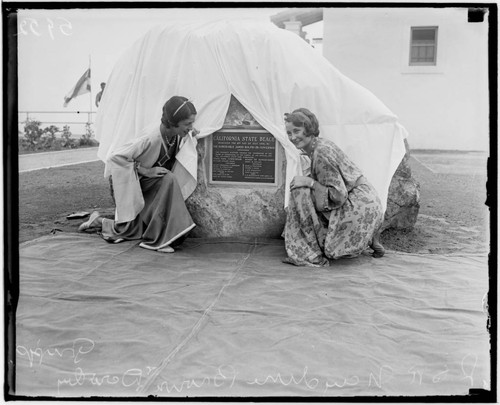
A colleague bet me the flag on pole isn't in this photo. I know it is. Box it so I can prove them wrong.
[63,68,91,107]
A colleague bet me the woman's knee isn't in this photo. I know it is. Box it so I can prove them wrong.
[289,187,314,210]
[290,186,310,200]
[161,171,176,186]
[159,171,184,195]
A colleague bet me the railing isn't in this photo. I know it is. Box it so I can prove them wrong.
[18,110,98,137]
[18,110,97,125]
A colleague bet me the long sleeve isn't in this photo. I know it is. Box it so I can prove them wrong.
[311,163,348,212]
[108,134,161,223]
[310,141,353,212]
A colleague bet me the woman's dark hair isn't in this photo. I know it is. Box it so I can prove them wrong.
[161,96,197,128]
[284,108,320,137]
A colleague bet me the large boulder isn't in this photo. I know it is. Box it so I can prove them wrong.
[185,96,287,238]
[185,137,287,238]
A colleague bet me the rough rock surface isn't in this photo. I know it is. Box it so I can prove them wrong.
[185,138,287,238]
[382,139,421,231]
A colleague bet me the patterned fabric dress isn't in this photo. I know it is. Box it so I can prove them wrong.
[284,138,384,267]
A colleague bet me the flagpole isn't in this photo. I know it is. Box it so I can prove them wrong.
[89,54,93,125]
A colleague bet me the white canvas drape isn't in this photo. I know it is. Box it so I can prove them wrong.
[96,20,407,210]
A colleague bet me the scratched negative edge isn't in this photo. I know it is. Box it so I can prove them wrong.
[137,242,258,394]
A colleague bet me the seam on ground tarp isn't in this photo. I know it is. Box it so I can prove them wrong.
[184,239,284,249]
[20,234,142,284]
[79,244,137,281]
[76,242,140,281]
[382,250,489,261]
[21,233,142,283]
[137,241,257,394]
[19,232,98,247]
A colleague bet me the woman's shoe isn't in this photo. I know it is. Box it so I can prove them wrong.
[370,240,385,258]
[102,235,125,244]
[370,228,385,258]
[157,246,175,253]
[139,242,175,253]
[78,211,101,232]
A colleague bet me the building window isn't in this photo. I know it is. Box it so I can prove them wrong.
[409,27,438,65]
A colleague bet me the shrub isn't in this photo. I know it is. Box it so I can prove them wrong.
[22,120,64,151]
[23,119,44,150]
[79,123,99,147]
[20,119,98,152]
[61,125,76,148]
[40,125,59,149]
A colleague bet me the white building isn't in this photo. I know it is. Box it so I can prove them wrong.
[273,7,489,151]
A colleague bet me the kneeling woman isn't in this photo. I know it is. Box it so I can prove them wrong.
[283,108,385,267]
[78,96,197,253]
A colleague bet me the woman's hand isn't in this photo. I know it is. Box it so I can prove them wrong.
[290,176,315,190]
[192,128,200,137]
[139,166,169,178]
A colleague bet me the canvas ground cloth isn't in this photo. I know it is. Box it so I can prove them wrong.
[16,234,490,398]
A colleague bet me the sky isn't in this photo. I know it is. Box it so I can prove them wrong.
[15,7,323,126]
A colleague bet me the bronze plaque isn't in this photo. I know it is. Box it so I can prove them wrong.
[210,130,277,184]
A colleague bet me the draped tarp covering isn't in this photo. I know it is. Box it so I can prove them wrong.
[16,235,490,397]
[95,20,408,209]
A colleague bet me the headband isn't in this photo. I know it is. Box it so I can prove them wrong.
[285,110,312,127]
[172,99,192,118]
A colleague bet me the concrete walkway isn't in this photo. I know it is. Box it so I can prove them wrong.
[411,150,487,176]
[19,147,100,173]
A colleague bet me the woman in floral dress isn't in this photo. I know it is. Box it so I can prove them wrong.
[283,108,385,267]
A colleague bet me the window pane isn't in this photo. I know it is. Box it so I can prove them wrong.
[412,29,436,42]
[410,27,437,65]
